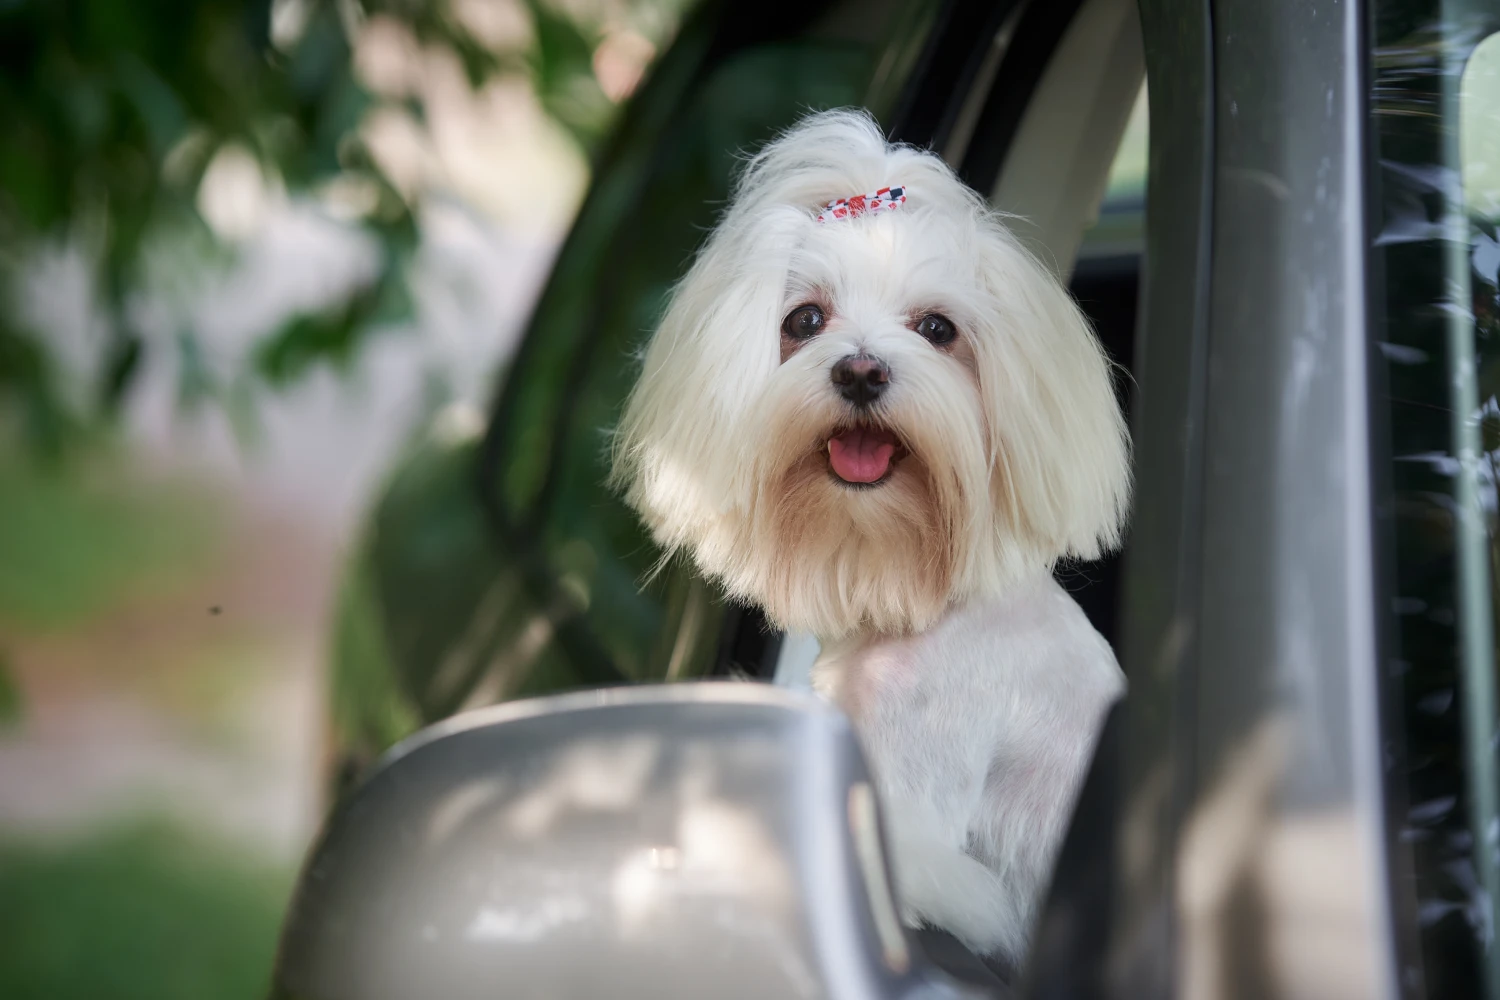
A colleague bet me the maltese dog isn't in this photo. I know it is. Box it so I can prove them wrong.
[611,109,1131,967]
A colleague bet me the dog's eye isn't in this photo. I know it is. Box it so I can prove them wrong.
[916,314,957,346]
[782,304,825,339]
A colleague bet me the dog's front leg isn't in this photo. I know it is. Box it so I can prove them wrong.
[813,633,1032,960]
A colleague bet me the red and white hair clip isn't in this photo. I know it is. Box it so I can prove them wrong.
[815,184,907,223]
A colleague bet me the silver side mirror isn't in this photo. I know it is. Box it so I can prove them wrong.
[270,683,994,1000]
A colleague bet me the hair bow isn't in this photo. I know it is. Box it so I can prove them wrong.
[815,185,907,223]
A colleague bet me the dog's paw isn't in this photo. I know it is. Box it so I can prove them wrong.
[911,882,1026,961]
[890,835,1028,961]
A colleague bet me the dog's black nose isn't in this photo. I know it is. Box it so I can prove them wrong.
[831,355,890,406]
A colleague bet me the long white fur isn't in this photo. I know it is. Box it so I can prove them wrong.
[611,109,1131,964]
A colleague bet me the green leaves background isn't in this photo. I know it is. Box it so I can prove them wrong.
[0,0,683,458]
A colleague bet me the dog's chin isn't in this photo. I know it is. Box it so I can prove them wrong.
[744,428,958,637]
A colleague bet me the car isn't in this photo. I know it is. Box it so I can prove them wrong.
[303,0,1500,996]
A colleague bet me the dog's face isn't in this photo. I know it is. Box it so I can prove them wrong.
[613,111,1130,638]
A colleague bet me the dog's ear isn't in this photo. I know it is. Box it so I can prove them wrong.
[969,227,1132,574]
[609,199,803,559]
[611,109,891,571]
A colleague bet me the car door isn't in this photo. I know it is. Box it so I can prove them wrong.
[1024,2,1500,1000]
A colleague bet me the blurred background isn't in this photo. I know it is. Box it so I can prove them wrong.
[0,1,687,996]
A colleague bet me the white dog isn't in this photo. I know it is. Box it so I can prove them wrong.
[611,109,1131,966]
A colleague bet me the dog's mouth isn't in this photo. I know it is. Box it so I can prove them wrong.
[826,426,906,486]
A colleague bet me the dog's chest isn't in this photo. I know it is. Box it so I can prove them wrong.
[808,585,1123,792]
[811,633,929,726]
[811,593,1038,721]
[809,624,1017,794]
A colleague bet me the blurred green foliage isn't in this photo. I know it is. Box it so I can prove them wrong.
[0,649,19,728]
[0,821,292,1000]
[328,532,423,787]
[0,456,223,630]
[0,0,682,458]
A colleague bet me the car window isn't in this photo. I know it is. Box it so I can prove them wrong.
[333,0,1148,791]
[1078,81,1146,261]
[321,2,948,783]
[1103,82,1148,207]
[1375,11,1500,998]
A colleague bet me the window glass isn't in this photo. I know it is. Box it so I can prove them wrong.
[1103,83,1148,206]
[1375,10,1500,997]
[1079,82,1146,259]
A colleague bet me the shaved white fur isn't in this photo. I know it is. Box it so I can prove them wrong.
[611,109,1131,964]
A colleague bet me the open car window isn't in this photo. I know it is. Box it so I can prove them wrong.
[335,0,1147,786]
[326,0,948,779]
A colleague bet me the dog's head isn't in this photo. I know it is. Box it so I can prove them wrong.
[612,110,1130,638]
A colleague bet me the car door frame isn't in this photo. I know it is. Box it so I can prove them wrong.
[1025,0,1403,997]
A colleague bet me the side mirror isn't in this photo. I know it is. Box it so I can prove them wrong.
[270,683,995,1000]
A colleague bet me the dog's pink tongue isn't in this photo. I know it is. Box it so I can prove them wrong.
[828,428,896,483]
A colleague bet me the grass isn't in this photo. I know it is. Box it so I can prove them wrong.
[0,820,294,1000]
